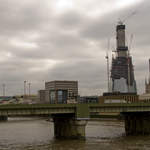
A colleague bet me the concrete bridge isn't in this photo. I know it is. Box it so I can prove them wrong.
[1,103,150,139]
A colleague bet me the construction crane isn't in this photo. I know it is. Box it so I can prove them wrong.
[129,34,133,50]
[2,84,5,97]
[105,39,110,92]
[118,11,137,25]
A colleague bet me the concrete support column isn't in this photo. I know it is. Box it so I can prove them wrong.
[124,112,150,135]
[0,116,8,121]
[53,116,87,139]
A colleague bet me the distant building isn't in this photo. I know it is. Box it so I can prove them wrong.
[139,93,150,102]
[0,96,13,101]
[38,80,78,104]
[79,96,99,103]
[38,90,46,103]
[145,59,150,94]
[139,59,150,101]
[99,93,139,104]
[145,82,150,94]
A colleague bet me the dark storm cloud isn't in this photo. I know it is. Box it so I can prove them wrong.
[0,0,148,95]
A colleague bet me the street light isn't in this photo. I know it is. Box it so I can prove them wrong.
[2,84,5,97]
[28,82,31,96]
[24,81,27,97]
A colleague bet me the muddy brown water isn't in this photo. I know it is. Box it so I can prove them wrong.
[0,118,150,150]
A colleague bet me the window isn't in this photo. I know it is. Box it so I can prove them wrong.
[50,91,55,104]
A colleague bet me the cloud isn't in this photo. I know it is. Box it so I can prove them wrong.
[0,0,148,96]
[45,59,107,95]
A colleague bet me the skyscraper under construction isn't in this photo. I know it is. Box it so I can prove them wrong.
[110,22,137,94]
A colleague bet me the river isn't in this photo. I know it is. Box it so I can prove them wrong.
[0,118,150,150]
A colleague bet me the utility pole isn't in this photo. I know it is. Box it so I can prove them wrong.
[28,82,31,96]
[105,39,110,92]
[105,53,110,92]
[24,81,27,97]
[2,84,5,97]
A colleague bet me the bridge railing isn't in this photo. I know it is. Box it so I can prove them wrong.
[0,103,150,118]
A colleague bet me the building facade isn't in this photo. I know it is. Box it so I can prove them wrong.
[38,90,46,103]
[145,80,150,94]
[79,96,99,103]
[139,59,150,101]
[99,93,139,104]
[39,80,78,104]
[110,22,137,94]
[145,59,150,94]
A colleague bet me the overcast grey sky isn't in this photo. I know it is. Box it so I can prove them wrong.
[0,0,149,96]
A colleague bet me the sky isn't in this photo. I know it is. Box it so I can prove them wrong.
[0,0,149,96]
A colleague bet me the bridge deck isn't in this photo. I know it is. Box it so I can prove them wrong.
[0,103,150,118]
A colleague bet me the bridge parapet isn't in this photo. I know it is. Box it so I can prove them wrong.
[1,103,150,117]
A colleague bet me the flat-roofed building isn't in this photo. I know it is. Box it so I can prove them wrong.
[44,80,78,104]
[79,96,99,103]
[38,90,47,103]
[139,93,150,101]
[99,93,139,104]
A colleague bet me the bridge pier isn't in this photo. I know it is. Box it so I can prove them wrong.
[0,116,8,121]
[124,112,150,135]
[52,114,87,139]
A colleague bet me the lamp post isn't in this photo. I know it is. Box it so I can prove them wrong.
[2,84,5,97]
[24,81,27,98]
[28,82,31,96]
